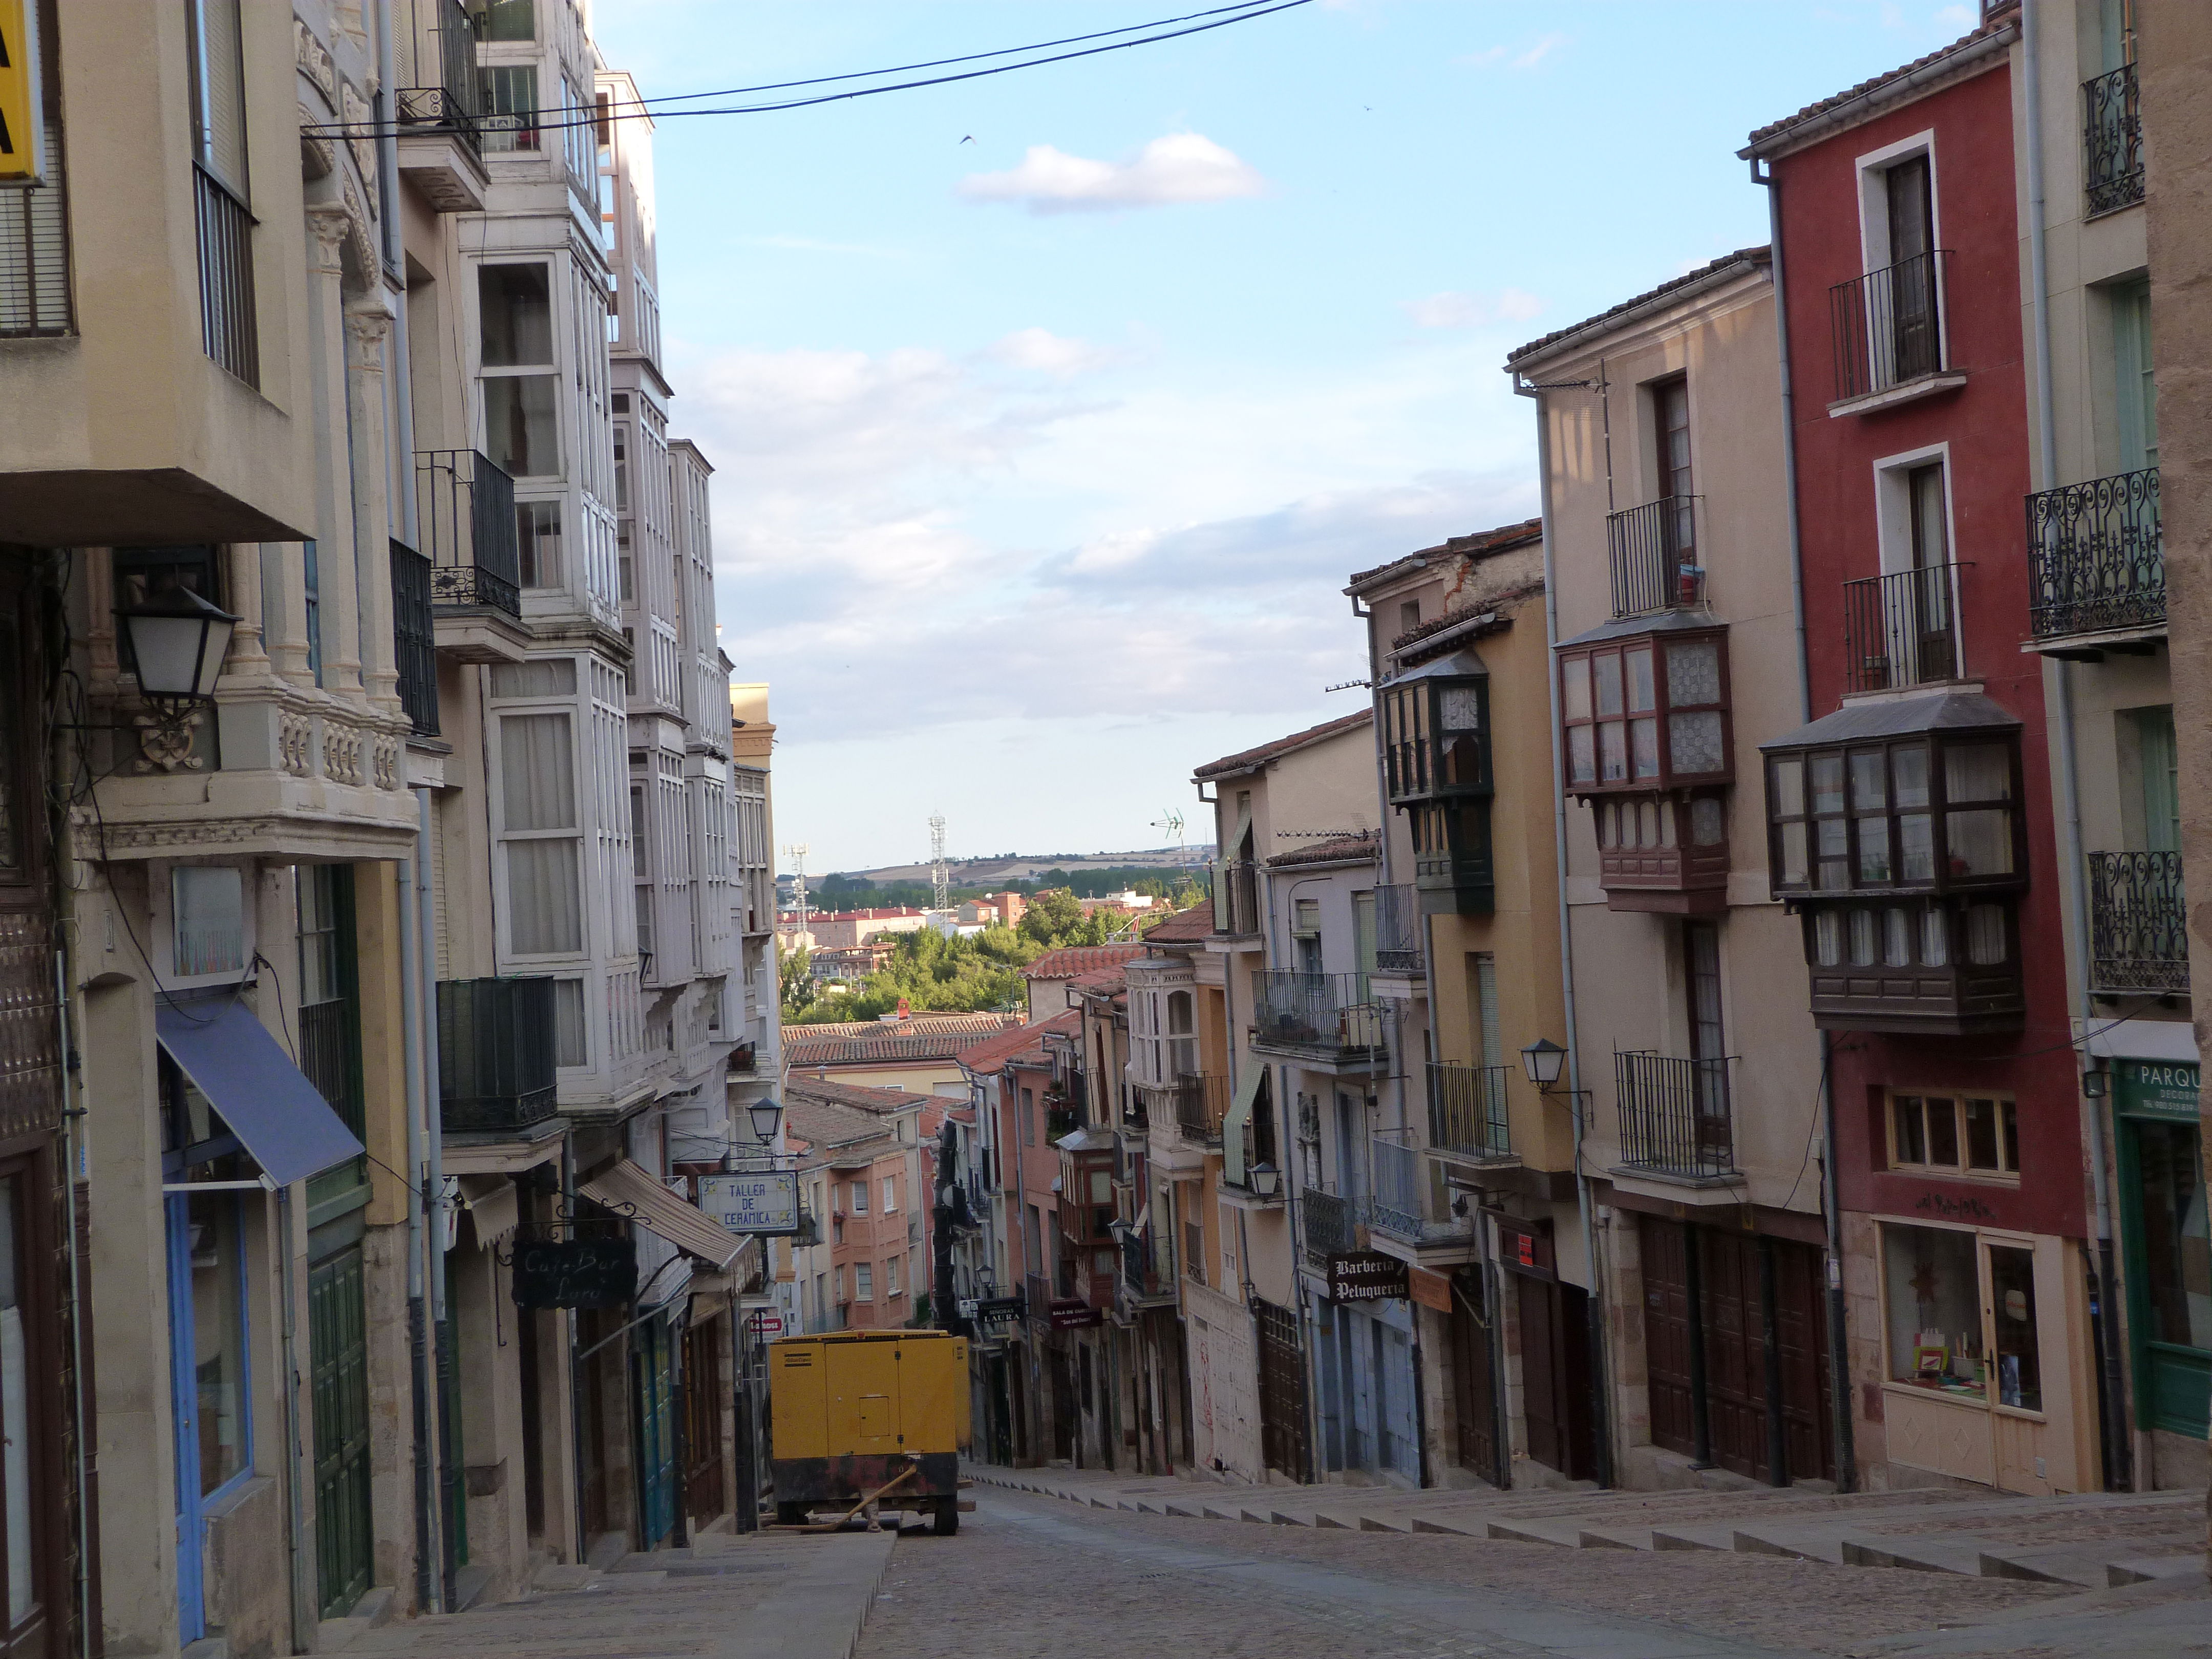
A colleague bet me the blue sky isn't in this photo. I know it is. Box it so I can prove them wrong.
[590,0,1984,875]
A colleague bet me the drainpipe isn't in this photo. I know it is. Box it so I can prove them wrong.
[1753,154,1858,1493]
[1517,378,1613,1488]
[416,786,460,1597]
[52,945,95,1659]
[374,0,416,534]
[397,847,440,1611]
[2021,0,2131,1493]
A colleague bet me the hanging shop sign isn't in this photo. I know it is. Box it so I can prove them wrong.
[1049,1298,1102,1330]
[0,0,48,185]
[974,1296,1025,1327]
[2113,1059,2201,1122]
[1408,1265,1453,1312]
[511,1235,637,1309]
[1326,1251,1410,1303]
[699,1168,801,1235]
[1494,1216,1555,1279]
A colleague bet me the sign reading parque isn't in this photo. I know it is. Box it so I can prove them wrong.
[698,1168,801,1235]
[1327,1251,1410,1303]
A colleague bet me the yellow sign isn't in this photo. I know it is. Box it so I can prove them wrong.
[0,0,46,186]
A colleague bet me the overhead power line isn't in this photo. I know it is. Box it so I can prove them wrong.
[304,0,1312,143]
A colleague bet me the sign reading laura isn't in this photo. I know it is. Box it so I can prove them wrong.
[698,1169,800,1235]
[1327,1251,1410,1303]
[974,1296,1025,1326]
[511,1236,636,1309]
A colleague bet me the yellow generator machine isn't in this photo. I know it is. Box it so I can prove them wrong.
[770,1329,970,1533]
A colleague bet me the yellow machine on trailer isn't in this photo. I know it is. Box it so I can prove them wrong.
[769,1329,970,1533]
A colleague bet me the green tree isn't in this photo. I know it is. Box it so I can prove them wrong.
[778,944,816,1020]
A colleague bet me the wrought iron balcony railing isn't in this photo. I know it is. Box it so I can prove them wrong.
[1118,1229,1173,1303]
[390,540,439,737]
[1214,858,1260,935]
[1364,1135,1474,1247]
[1615,1051,1735,1180]
[1373,883,1424,975]
[194,165,258,388]
[2088,850,2188,995]
[2026,467,2161,640]
[1428,1061,1511,1161]
[1607,495,1703,618]
[2085,63,2143,217]
[1842,561,1968,691]
[1171,1073,1228,1146]
[1830,249,1950,402]
[1024,1271,1053,1324]
[1251,971,1385,1058]
[1300,1185,1355,1268]
[436,976,558,1134]
[398,0,483,151]
[414,449,523,618]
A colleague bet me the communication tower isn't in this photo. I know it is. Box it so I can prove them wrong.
[783,843,811,935]
[928,815,949,911]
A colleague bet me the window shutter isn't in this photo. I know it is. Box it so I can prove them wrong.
[195,0,249,195]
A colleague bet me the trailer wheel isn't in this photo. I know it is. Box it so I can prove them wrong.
[931,1501,959,1536]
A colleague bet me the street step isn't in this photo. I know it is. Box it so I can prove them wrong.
[1841,1533,1994,1575]
[1483,1517,1589,1547]
[2106,1553,2206,1588]
[1648,1523,1744,1552]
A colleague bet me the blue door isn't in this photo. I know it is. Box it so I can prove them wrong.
[168,1192,253,1645]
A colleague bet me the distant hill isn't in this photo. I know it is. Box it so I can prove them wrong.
[837,846,1216,884]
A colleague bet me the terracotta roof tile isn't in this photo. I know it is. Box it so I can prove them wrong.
[1743,10,2015,153]
[1193,709,1372,781]
[1022,944,1144,981]
[953,1008,1082,1074]
[782,1012,1024,1070]
[1139,898,1213,942]
[1506,250,1770,367]
[1266,831,1380,869]
[783,1076,943,1117]
[1346,517,1545,590]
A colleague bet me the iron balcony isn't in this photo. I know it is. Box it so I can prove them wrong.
[2026,467,2161,643]
[2088,850,2187,996]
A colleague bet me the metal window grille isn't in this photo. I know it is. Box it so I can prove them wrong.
[193,164,258,385]
[390,541,440,735]
[2025,467,2161,639]
[2084,63,2144,217]
[0,119,72,337]
[2087,850,2188,995]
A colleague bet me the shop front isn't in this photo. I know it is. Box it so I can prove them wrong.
[1873,1217,2091,1495]
[2111,1058,2209,1482]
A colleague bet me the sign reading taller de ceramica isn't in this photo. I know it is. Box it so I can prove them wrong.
[1327,1251,1410,1304]
[698,1169,801,1235]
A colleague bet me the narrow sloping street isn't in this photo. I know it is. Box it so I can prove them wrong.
[850,1486,2118,1659]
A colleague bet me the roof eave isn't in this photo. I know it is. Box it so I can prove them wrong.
[1738,23,2017,163]
[1505,256,1771,375]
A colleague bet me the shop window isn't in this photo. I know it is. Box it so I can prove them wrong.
[1889,1092,2019,1179]
[1883,1224,1984,1398]
[1883,1223,2044,1414]
[2135,1120,2212,1352]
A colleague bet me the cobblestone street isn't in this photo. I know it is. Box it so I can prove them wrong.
[854,1486,2087,1659]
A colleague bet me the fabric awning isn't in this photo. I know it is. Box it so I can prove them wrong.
[156,1000,364,1187]
[1222,1065,1265,1187]
[456,1175,518,1246]
[580,1158,746,1271]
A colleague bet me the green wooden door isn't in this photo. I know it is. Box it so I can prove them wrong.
[309,1246,373,1617]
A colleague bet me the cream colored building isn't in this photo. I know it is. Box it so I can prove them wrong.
[1506,252,1835,1490]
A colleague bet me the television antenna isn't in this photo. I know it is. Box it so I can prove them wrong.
[928,815,949,912]
[783,843,811,935]
[1152,807,1190,870]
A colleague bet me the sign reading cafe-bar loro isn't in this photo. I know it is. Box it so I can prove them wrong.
[698,1168,801,1236]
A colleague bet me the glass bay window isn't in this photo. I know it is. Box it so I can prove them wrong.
[1379,650,1495,915]
[1761,708,2028,1033]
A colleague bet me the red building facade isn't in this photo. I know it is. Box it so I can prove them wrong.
[1752,11,2103,1495]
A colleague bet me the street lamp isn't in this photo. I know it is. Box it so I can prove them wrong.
[1520,1037,1567,1092]
[1248,1161,1281,1199]
[119,586,238,711]
[747,1094,783,1145]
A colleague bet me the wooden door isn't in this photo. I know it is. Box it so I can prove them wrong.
[1697,1230,1770,1481]
[1639,1217,1698,1459]
[1255,1298,1309,1481]
[1516,1274,1567,1475]
[1771,1239,1835,1483]
[309,1244,373,1618]
[1448,1271,1500,1484]
[682,1318,726,1526]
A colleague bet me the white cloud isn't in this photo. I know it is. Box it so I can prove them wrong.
[1401,289,1544,330]
[990,327,1119,379]
[959,133,1266,214]
[1456,32,1569,71]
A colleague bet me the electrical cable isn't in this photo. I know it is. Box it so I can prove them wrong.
[305,0,1313,142]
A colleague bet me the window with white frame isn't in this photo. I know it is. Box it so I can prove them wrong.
[850,1178,868,1214]
[490,660,584,958]
[854,1262,873,1302]
[479,264,560,481]
[882,1175,897,1213]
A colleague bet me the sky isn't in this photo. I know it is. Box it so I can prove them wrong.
[588,0,1987,876]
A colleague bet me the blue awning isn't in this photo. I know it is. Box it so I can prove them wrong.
[156,999,365,1187]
